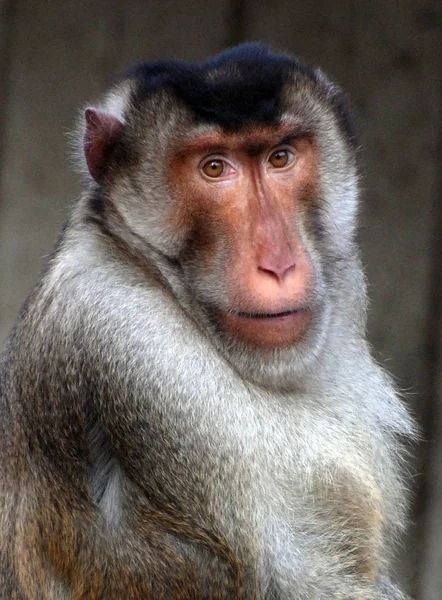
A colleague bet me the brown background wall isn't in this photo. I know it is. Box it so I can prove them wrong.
[0,1,440,597]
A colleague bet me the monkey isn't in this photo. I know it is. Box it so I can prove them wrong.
[0,44,415,599]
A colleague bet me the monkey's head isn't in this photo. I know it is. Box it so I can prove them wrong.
[81,44,364,389]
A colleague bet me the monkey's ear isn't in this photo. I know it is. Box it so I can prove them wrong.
[83,108,123,183]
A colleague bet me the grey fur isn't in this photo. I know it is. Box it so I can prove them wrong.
[0,48,415,599]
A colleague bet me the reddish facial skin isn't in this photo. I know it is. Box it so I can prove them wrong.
[169,126,318,350]
[222,310,313,350]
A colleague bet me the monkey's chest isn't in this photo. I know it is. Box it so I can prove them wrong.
[261,465,383,595]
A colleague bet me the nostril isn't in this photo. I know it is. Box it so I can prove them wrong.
[258,260,296,281]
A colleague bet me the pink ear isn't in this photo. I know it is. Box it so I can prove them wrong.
[83,108,122,183]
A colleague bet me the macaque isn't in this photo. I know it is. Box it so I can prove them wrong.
[0,44,415,599]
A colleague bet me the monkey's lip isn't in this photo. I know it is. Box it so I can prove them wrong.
[233,308,305,319]
[220,307,312,349]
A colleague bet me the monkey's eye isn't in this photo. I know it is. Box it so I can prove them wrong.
[201,159,226,178]
[268,149,294,168]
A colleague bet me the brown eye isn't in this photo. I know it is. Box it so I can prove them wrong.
[269,149,292,168]
[202,160,225,178]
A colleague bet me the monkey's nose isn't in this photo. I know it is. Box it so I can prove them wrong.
[257,258,296,281]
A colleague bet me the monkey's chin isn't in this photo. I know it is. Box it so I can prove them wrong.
[221,309,312,350]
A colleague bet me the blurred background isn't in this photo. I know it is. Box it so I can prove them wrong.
[0,0,440,597]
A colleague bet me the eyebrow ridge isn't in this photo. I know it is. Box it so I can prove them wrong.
[175,127,311,156]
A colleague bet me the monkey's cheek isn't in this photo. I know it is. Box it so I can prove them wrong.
[220,310,312,350]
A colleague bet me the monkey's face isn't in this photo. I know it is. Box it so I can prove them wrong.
[82,46,361,387]
[167,125,319,351]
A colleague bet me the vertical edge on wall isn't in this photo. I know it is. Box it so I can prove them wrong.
[0,0,16,208]
[225,0,247,47]
[418,91,442,600]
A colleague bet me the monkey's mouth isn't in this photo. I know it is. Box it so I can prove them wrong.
[221,307,312,349]
[234,308,304,319]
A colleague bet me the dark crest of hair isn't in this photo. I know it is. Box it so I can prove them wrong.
[128,43,358,142]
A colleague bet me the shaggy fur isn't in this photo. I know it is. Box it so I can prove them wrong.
[0,44,414,599]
